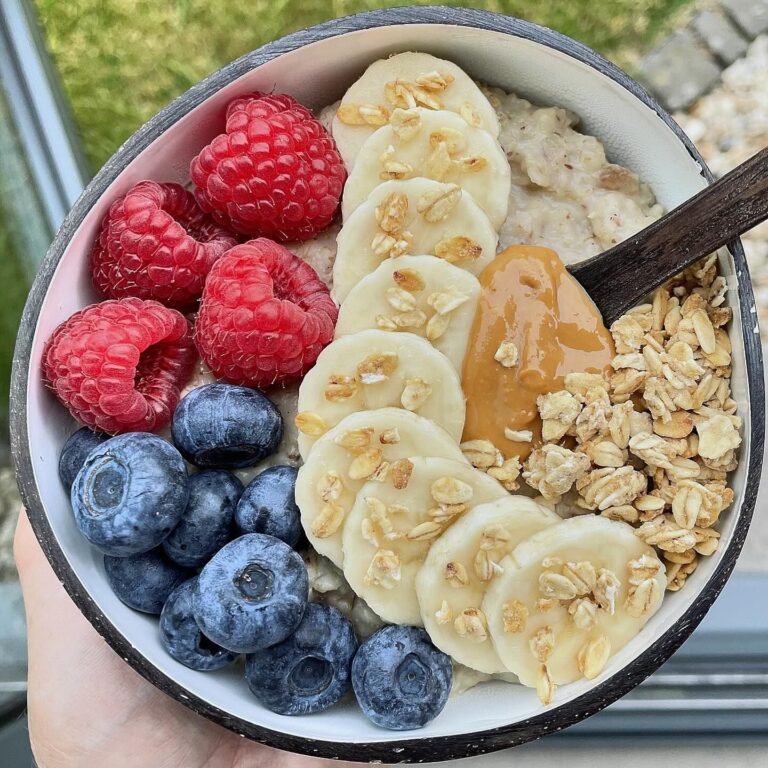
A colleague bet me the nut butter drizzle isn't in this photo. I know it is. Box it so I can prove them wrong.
[462,245,614,460]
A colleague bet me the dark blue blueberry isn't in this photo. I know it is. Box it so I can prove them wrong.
[171,384,283,469]
[193,533,308,654]
[245,603,356,715]
[159,578,239,671]
[59,427,108,488]
[71,433,189,556]
[162,470,243,568]
[235,466,301,547]
[351,625,452,730]
[104,549,190,614]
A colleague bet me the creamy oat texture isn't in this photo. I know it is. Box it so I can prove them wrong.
[485,88,664,264]
[305,551,384,639]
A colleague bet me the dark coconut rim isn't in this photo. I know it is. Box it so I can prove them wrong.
[10,6,765,763]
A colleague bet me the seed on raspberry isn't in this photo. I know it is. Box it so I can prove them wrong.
[90,181,237,309]
[194,239,338,388]
[43,298,196,434]
[190,92,346,242]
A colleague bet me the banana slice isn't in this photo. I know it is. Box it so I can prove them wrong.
[296,408,467,567]
[483,516,666,700]
[296,330,465,458]
[335,255,481,371]
[332,51,500,168]
[332,179,497,303]
[415,497,561,674]
[341,457,508,625]
[341,108,511,229]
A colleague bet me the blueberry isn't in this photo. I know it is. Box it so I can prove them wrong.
[245,603,356,715]
[171,384,283,469]
[162,470,243,567]
[71,433,189,556]
[104,549,190,614]
[235,466,301,547]
[352,625,452,730]
[59,427,108,488]
[193,533,308,653]
[159,578,239,671]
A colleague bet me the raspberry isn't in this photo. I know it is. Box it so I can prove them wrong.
[43,298,196,434]
[225,92,315,125]
[194,239,337,387]
[190,92,346,242]
[91,181,237,309]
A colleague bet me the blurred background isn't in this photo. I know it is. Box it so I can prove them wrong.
[1,0,767,764]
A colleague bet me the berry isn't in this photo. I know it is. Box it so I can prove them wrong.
[171,383,282,468]
[91,181,236,309]
[160,578,239,671]
[190,92,346,242]
[194,240,337,387]
[43,298,196,434]
[104,549,190,614]
[59,427,108,488]
[163,470,243,568]
[71,433,189,556]
[245,603,356,715]
[351,625,452,731]
[235,466,301,547]
[193,533,308,654]
[225,92,315,124]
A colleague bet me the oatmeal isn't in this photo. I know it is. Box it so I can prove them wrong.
[125,56,740,716]
[486,89,664,263]
[187,78,738,686]
[48,49,745,735]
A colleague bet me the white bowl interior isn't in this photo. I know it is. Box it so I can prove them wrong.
[25,23,753,747]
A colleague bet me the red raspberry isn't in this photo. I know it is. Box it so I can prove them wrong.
[194,239,338,387]
[91,181,237,309]
[190,92,346,242]
[43,298,196,434]
[225,92,315,125]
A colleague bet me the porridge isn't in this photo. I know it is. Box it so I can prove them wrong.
[41,50,740,729]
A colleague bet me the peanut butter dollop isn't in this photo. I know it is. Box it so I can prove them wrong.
[461,245,614,460]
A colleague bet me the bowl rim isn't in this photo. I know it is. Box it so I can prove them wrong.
[10,5,765,762]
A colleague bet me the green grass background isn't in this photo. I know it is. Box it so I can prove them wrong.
[0,0,692,437]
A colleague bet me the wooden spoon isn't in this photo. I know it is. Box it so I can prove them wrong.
[568,146,768,326]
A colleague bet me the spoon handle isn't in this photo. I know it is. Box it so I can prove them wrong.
[569,146,768,326]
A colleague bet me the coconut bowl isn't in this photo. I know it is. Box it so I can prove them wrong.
[11,6,764,762]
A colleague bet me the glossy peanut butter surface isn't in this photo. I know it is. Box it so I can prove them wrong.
[461,245,614,460]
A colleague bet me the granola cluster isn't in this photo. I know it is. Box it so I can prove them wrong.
[464,256,740,592]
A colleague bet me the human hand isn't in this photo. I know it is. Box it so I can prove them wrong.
[14,509,351,768]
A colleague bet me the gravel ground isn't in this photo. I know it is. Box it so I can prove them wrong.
[676,35,768,309]
[676,35,768,573]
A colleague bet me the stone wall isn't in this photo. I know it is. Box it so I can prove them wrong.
[638,0,768,110]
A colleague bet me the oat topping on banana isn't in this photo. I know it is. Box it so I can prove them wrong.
[332,51,500,168]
